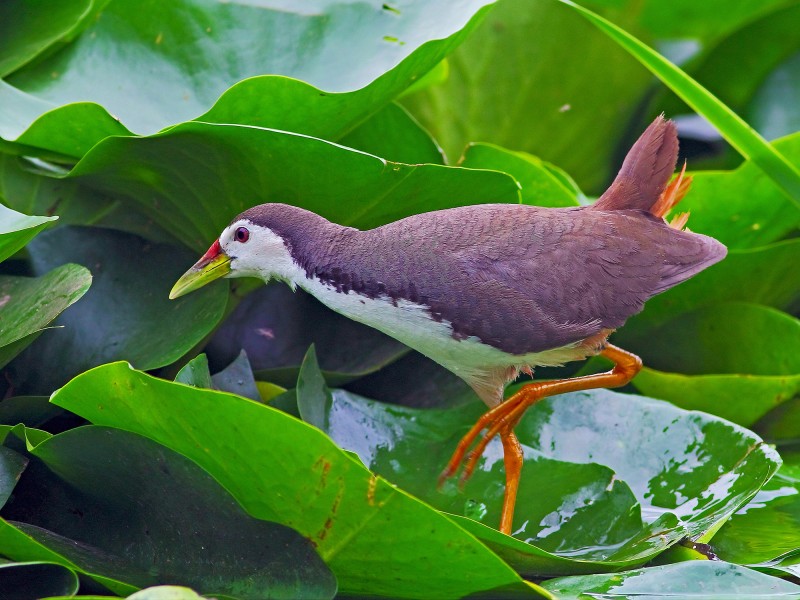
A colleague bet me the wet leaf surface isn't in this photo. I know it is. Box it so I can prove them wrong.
[541,561,800,599]
[296,351,780,575]
[49,362,547,598]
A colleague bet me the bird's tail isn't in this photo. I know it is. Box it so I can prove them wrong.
[592,115,691,228]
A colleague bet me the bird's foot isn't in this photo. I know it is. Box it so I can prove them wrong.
[438,383,545,488]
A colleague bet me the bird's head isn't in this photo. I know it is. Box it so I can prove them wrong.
[168,215,296,299]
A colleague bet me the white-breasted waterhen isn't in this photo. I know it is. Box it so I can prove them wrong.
[170,116,726,534]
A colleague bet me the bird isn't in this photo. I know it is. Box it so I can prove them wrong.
[169,116,726,535]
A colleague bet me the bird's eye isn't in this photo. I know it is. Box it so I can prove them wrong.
[234,227,250,243]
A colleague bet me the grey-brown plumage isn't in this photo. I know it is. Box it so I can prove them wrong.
[236,116,726,358]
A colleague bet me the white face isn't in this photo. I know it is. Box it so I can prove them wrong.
[218,219,300,284]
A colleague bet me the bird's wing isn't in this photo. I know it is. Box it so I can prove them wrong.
[418,204,724,355]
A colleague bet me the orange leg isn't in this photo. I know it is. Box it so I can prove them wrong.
[440,344,642,535]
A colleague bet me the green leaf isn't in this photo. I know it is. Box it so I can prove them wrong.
[2,0,495,157]
[0,425,337,598]
[207,285,408,388]
[64,121,521,252]
[0,203,56,264]
[541,561,800,599]
[0,444,28,509]
[459,144,580,207]
[630,302,800,426]
[174,354,212,389]
[558,0,800,208]
[0,0,101,77]
[211,351,261,403]
[296,354,780,575]
[0,263,92,369]
[49,363,547,599]
[5,227,227,395]
[711,463,800,578]
[0,397,62,429]
[0,560,79,599]
[338,103,444,165]
[402,0,653,192]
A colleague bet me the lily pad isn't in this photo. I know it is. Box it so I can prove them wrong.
[0,425,337,599]
[296,350,780,575]
[5,227,227,395]
[49,362,547,599]
[711,463,800,577]
[630,302,800,426]
[65,121,521,252]
[541,561,800,599]
[211,351,261,403]
[2,0,495,157]
[0,263,92,369]
[205,284,408,388]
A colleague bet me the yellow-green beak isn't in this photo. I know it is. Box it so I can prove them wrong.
[169,241,231,300]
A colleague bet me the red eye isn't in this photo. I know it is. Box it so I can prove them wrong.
[234,227,249,242]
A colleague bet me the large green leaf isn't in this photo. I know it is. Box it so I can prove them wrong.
[0,425,336,599]
[5,227,227,395]
[49,362,548,599]
[0,0,102,78]
[0,263,91,369]
[630,302,800,426]
[541,561,800,599]
[206,285,408,388]
[402,0,653,192]
[0,560,79,599]
[2,0,495,157]
[61,121,521,252]
[296,351,780,575]
[558,0,800,207]
[459,143,581,207]
[711,463,800,578]
[0,203,56,264]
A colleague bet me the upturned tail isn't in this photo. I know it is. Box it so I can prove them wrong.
[592,115,692,227]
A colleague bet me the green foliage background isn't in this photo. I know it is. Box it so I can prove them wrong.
[0,0,798,598]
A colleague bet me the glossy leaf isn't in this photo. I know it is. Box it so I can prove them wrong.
[459,143,580,207]
[403,0,653,192]
[63,121,521,253]
[206,284,408,387]
[559,0,800,207]
[49,362,547,599]
[750,51,800,141]
[0,0,99,77]
[174,354,213,389]
[0,203,56,264]
[1,425,337,599]
[0,560,79,599]
[338,103,444,165]
[0,264,92,369]
[5,227,227,395]
[296,352,780,575]
[2,0,495,156]
[541,561,800,599]
[630,302,800,426]
[0,397,61,429]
